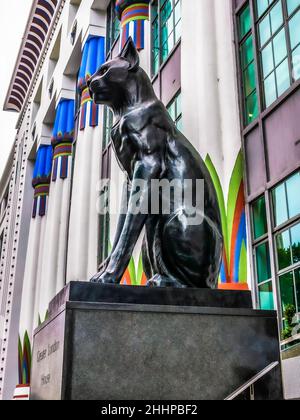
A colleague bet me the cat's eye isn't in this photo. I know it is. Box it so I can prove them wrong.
[99,67,108,76]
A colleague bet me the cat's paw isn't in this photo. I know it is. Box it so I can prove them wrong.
[147,274,186,288]
[90,272,116,284]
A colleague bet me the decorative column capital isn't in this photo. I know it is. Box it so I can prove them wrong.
[116,0,151,50]
[115,0,151,19]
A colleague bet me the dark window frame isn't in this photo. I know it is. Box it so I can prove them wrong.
[106,0,121,58]
[249,170,300,325]
[236,0,300,127]
[150,0,182,77]
[167,89,182,128]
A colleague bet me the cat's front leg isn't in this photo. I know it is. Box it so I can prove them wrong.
[96,159,161,284]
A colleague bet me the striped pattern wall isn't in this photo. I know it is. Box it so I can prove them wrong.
[4,0,58,112]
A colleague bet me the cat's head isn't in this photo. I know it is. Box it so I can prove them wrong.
[88,37,140,107]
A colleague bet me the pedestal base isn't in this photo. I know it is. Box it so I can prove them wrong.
[30,283,283,400]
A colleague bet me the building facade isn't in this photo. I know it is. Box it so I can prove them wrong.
[0,0,299,400]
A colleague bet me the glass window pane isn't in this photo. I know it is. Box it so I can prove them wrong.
[276,59,291,97]
[270,1,283,34]
[292,44,300,80]
[259,14,271,45]
[259,281,275,310]
[262,42,274,77]
[176,116,183,131]
[175,19,181,43]
[289,10,300,50]
[245,91,259,123]
[257,0,270,18]
[279,271,296,315]
[286,172,300,219]
[295,268,300,312]
[174,1,181,24]
[264,72,277,106]
[176,92,182,115]
[241,36,254,69]
[168,101,176,120]
[243,62,257,96]
[276,229,292,270]
[291,223,300,265]
[273,29,287,66]
[256,242,272,283]
[287,0,300,15]
[272,182,288,226]
[253,196,268,240]
[239,5,251,39]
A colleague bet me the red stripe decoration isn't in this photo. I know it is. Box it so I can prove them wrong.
[80,102,87,130]
[229,182,245,281]
[32,182,50,218]
[79,88,100,130]
[118,2,150,50]
[121,7,149,26]
[52,143,73,181]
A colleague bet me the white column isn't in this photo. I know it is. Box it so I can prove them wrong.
[67,103,103,282]
[19,218,41,342]
[181,0,247,287]
[214,0,243,199]
[33,217,47,326]
[87,107,104,279]
[38,156,74,318]
[182,0,223,166]
[56,160,73,293]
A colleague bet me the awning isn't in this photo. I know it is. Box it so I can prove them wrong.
[77,37,105,130]
[32,145,53,218]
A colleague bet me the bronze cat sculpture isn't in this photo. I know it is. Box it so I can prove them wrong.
[89,38,223,288]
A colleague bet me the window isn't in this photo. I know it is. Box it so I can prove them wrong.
[272,171,300,227]
[103,107,114,150]
[252,195,268,240]
[274,172,300,322]
[238,5,259,125]
[257,1,291,107]
[279,268,300,317]
[251,173,300,323]
[237,1,300,125]
[106,0,120,56]
[99,107,113,264]
[167,91,182,130]
[289,7,300,80]
[256,0,300,107]
[255,241,275,310]
[99,180,111,263]
[251,195,275,310]
[151,0,182,76]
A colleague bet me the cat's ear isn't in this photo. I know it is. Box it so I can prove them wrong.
[120,37,140,72]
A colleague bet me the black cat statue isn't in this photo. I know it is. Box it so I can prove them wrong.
[88,38,223,289]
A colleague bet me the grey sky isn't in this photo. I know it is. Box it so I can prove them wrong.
[0,1,32,178]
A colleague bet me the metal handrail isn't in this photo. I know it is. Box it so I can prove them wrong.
[224,361,279,400]
[281,333,300,347]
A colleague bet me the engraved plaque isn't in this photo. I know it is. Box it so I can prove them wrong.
[30,310,66,400]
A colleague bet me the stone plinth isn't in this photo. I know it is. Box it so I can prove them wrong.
[30,283,283,400]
